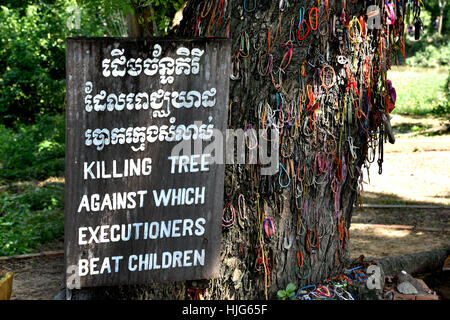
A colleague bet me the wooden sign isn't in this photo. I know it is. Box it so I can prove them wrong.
[65,37,231,289]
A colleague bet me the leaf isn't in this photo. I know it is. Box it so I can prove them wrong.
[277,290,287,298]
[286,282,296,293]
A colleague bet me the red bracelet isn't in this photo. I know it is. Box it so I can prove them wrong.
[296,250,304,268]
[222,203,235,228]
[298,19,310,41]
[280,41,293,71]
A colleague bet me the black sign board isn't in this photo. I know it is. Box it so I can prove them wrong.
[65,37,230,288]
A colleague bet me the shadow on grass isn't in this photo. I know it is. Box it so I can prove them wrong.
[362,190,450,207]
[0,179,65,256]
[423,125,450,136]
[404,122,450,137]
[350,191,450,259]
[349,224,450,260]
[392,122,432,134]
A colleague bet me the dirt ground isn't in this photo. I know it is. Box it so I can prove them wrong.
[0,255,64,300]
[361,115,450,206]
[350,207,450,259]
[1,116,449,300]
[351,115,450,258]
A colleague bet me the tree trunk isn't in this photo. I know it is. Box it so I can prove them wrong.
[438,1,446,35]
[126,4,155,37]
[175,0,371,300]
[60,0,395,300]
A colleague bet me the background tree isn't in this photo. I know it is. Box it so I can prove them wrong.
[0,1,107,125]
[422,0,448,34]
[76,0,186,37]
[0,0,184,125]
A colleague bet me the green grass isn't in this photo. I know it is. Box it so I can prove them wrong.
[389,66,449,117]
[0,115,65,182]
[0,115,65,256]
[404,33,450,68]
[0,182,64,256]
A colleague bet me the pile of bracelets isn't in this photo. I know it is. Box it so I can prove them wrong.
[292,266,368,300]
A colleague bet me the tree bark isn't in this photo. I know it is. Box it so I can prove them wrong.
[59,0,392,300]
[438,1,446,34]
[126,5,155,37]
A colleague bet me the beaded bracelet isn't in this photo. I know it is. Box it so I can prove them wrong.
[222,203,236,228]
[243,0,256,13]
[237,193,247,222]
[320,65,336,89]
[244,124,258,150]
[295,260,311,280]
[278,161,291,188]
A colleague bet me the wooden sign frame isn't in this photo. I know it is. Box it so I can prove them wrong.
[65,37,231,288]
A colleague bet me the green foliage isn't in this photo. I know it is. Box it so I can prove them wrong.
[0,1,59,11]
[422,0,449,34]
[0,5,65,124]
[0,115,65,181]
[431,71,450,117]
[148,0,186,35]
[389,67,449,117]
[0,1,184,125]
[405,34,450,68]
[0,182,64,256]
[0,114,66,256]
[0,1,110,126]
[0,1,107,125]
[400,5,449,68]
[277,283,296,300]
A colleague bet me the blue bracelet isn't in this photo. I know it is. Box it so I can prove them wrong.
[243,0,256,13]
[278,162,291,188]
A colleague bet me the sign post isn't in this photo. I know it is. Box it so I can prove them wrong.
[65,37,231,289]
